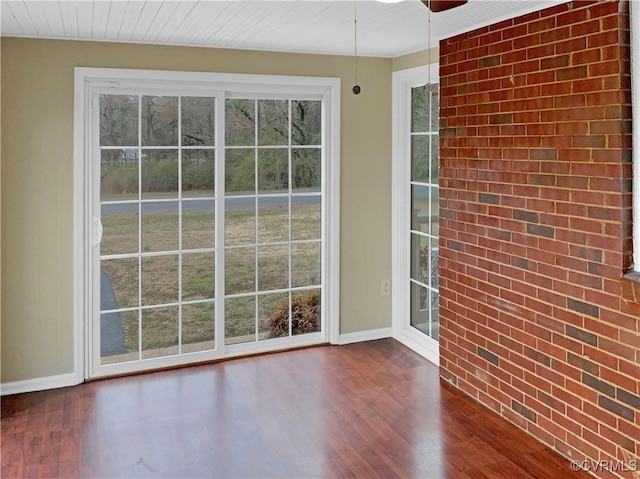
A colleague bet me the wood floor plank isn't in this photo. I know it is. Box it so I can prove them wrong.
[2,339,592,478]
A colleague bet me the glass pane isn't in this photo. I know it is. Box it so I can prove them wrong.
[430,135,439,183]
[258,198,289,243]
[141,201,179,252]
[411,283,439,341]
[411,86,429,133]
[292,148,321,191]
[225,247,255,295]
[225,196,255,247]
[431,187,440,237]
[101,149,139,201]
[182,302,215,353]
[410,233,429,286]
[122,310,140,355]
[410,281,430,332]
[100,94,138,147]
[141,149,178,199]
[410,283,438,340]
[411,135,430,182]
[430,241,439,289]
[182,200,215,250]
[100,310,138,365]
[429,84,439,132]
[100,311,128,358]
[182,149,214,196]
[431,290,440,340]
[142,306,179,359]
[141,255,179,306]
[258,99,288,146]
[181,96,215,146]
[291,242,321,288]
[258,245,289,292]
[101,208,138,256]
[141,96,178,146]
[411,184,432,235]
[226,99,255,146]
[225,148,255,194]
[291,290,320,336]
[101,259,139,310]
[258,292,289,340]
[292,196,321,240]
[258,149,288,193]
[292,100,321,145]
[225,296,256,345]
[182,252,215,301]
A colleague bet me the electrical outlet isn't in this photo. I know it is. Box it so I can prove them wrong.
[381,280,391,296]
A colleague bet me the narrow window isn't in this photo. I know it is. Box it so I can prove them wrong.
[392,64,440,365]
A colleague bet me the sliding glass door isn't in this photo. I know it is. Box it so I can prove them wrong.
[98,94,221,367]
[223,99,322,346]
[82,70,337,379]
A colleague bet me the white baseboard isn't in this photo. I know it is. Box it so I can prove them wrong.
[1,329,395,395]
[393,328,439,366]
[338,327,392,345]
[1,373,79,396]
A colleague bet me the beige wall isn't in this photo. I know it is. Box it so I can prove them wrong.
[392,47,436,72]
[0,37,399,383]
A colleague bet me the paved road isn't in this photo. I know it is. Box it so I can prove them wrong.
[102,194,320,215]
[100,269,127,357]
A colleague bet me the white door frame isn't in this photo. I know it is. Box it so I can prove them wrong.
[391,64,439,365]
[73,67,341,381]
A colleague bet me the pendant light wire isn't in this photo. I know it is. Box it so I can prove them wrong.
[353,0,360,89]
[427,0,432,87]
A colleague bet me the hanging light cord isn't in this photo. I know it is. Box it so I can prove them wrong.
[352,0,361,94]
[427,0,432,87]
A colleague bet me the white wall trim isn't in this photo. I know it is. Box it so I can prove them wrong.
[1,326,384,396]
[338,327,392,345]
[326,75,342,346]
[0,373,78,396]
[73,68,88,386]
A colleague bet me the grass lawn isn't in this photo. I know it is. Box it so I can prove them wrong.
[101,203,321,361]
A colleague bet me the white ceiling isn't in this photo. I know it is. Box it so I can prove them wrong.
[1,0,570,58]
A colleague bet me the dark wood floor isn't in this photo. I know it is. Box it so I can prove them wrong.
[2,339,591,478]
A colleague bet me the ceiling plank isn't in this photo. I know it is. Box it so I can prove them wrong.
[57,1,78,38]
[75,1,93,38]
[139,1,179,42]
[129,0,163,41]
[172,1,224,44]
[40,1,65,37]
[24,1,53,36]
[5,1,36,35]
[159,1,198,41]
[116,1,147,40]
[90,1,111,39]
[1,1,22,35]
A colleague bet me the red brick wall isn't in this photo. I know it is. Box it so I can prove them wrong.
[438,1,640,477]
